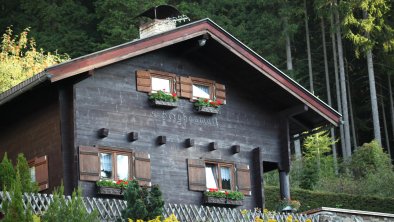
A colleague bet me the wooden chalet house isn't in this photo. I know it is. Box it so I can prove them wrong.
[0,6,340,209]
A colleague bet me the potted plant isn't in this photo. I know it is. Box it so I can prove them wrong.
[203,188,244,206]
[149,90,178,108]
[96,179,130,196]
[193,98,222,114]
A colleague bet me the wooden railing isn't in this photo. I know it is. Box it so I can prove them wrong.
[0,191,314,222]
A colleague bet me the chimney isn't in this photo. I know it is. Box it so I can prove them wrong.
[136,5,189,39]
[139,19,177,38]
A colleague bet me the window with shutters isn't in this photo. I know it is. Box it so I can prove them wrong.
[187,159,251,196]
[79,146,152,186]
[29,155,49,192]
[191,77,214,100]
[205,162,234,190]
[136,69,177,94]
[99,149,132,181]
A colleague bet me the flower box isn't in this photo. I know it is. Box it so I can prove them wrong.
[203,196,243,206]
[97,186,123,196]
[195,106,220,114]
[149,99,178,108]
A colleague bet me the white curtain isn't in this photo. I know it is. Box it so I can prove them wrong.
[221,167,231,190]
[100,153,112,179]
[205,165,218,189]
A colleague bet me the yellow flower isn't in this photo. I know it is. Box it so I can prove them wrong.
[286,215,293,222]
[163,214,179,222]
[254,217,264,222]
[241,209,249,215]
[268,219,277,222]
[128,219,133,222]
[263,208,269,214]
[305,219,312,222]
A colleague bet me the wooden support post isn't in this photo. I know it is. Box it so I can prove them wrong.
[279,170,290,200]
[252,147,264,209]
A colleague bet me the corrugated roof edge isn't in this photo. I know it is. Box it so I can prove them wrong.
[0,72,51,106]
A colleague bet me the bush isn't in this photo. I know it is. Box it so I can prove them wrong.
[122,180,164,221]
[41,186,99,222]
[265,186,394,213]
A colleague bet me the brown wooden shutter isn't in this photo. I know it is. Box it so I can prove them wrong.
[215,83,226,103]
[236,164,251,196]
[136,70,151,92]
[187,159,206,191]
[34,156,49,191]
[176,76,181,96]
[180,76,192,99]
[134,151,151,187]
[79,146,100,181]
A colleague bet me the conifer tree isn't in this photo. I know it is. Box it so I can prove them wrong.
[0,153,15,190]
[16,153,38,193]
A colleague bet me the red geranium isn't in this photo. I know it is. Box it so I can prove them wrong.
[172,92,177,97]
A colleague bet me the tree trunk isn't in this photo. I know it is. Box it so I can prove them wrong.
[388,74,394,158]
[322,17,338,173]
[330,11,345,164]
[285,16,302,160]
[304,0,314,93]
[346,72,358,150]
[366,49,382,145]
[381,88,391,156]
[334,0,352,158]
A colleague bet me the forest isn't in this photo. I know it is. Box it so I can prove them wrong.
[1,1,394,169]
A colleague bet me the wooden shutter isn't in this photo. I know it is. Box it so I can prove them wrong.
[134,151,151,187]
[180,76,192,99]
[136,70,151,92]
[79,146,100,181]
[215,83,226,103]
[236,164,251,196]
[187,159,206,191]
[32,156,49,191]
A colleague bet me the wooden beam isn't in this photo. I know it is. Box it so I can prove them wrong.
[280,105,309,117]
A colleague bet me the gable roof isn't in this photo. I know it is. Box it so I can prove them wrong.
[0,18,341,128]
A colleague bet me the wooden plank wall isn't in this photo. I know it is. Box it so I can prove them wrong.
[73,48,282,208]
[0,86,63,193]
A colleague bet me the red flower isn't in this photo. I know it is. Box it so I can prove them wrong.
[225,191,229,195]
[116,180,122,185]
[204,99,209,103]
[172,93,177,97]
[216,100,222,105]
[210,101,215,105]
[124,181,128,185]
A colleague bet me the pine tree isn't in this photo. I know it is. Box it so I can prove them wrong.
[16,153,38,193]
[2,171,33,222]
[0,153,15,190]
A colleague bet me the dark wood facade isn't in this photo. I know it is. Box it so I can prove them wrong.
[0,19,340,209]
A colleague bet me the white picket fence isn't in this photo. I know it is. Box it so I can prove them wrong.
[0,191,314,222]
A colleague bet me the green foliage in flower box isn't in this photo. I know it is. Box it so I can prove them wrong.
[204,189,244,201]
[149,90,178,102]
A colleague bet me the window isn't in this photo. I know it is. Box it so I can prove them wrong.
[205,162,234,190]
[136,69,176,94]
[187,159,251,195]
[151,77,171,93]
[99,150,131,181]
[79,146,152,186]
[193,84,210,99]
[29,155,49,191]
[191,77,214,100]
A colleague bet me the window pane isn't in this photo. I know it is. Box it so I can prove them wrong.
[205,164,218,189]
[30,167,36,182]
[117,155,129,180]
[193,84,210,99]
[152,77,170,92]
[220,166,232,190]
[100,153,113,179]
